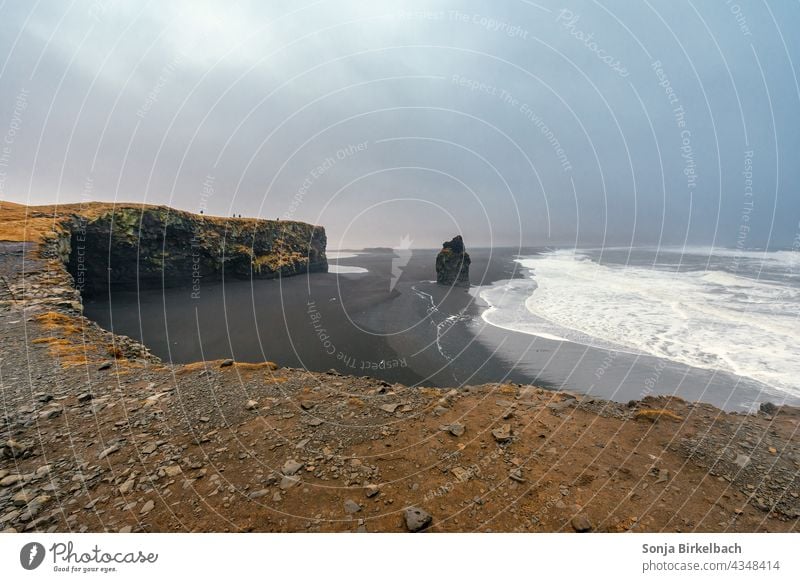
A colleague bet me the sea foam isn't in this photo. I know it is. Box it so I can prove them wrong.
[479,249,800,397]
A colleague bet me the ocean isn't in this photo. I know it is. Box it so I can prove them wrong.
[83,246,800,411]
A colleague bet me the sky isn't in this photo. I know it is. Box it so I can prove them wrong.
[1,0,799,250]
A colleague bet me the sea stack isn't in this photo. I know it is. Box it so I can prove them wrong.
[436,235,470,287]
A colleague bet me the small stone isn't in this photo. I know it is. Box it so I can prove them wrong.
[509,468,526,483]
[12,491,32,507]
[365,484,380,498]
[220,359,234,367]
[655,468,670,484]
[404,507,432,532]
[380,403,400,413]
[38,408,62,420]
[432,406,449,416]
[98,445,120,460]
[4,440,28,458]
[245,399,258,410]
[491,424,513,442]
[141,442,157,455]
[164,465,182,477]
[118,526,133,533]
[249,489,269,499]
[282,460,304,476]
[77,393,93,403]
[272,492,282,502]
[734,454,750,468]
[279,475,300,490]
[344,499,362,514]
[119,479,135,495]
[451,467,469,482]
[768,447,777,455]
[140,500,155,514]
[299,400,315,410]
[440,422,465,437]
[0,475,22,487]
[98,361,113,370]
[571,514,593,532]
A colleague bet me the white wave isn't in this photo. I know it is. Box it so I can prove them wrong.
[327,251,361,260]
[328,265,367,274]
[479,249,800,397]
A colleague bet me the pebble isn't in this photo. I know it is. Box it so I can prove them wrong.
[282,460,304,476]
[404,507,432,532]
[344,499,362,514]
[380,403,400,413]
[364,484,380,498]
[164,465,182,477]
[279,475,300,490]
[0,474,22,487]
[38,408,62,420]
[119,479,135,495]
[140,500,155,514]
[12,491,33,506]
[491,424,513,442]
[509,469,526,483]
[571,514,593,532]
[98,445,120,460]
[220,359,234,367]
[441,422,465,437]
[245,399,258,410]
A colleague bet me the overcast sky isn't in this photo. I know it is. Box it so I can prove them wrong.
[1,0,799,250]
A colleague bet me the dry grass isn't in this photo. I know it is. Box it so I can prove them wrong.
[0,201,302,244]
[35,311,72,329]
[234,361,279,372]
[31,337,70,346]
[498,384,518,395]
[635,409,683,423]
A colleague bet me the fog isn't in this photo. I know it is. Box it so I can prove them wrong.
[1,0,798,250]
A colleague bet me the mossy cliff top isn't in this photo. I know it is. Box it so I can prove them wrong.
[0,201,327,295]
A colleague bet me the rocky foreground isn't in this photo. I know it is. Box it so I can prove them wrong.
[0,223,798,533]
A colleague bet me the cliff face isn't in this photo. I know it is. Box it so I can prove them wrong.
[65,206,327,296]
[435,235,470,287]
[0,202,327,297]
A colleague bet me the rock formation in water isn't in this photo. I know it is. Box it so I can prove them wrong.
[1,202,327,297]
[435,235,470,287]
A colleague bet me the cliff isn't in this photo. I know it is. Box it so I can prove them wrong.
[436,235,470,287]
[0,203,797,534]
[0,201,327,296]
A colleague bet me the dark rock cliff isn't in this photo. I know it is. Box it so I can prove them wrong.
[435,235,470,287]
[59,205,327,296]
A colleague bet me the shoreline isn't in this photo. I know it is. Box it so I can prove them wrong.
[0,232,798,532]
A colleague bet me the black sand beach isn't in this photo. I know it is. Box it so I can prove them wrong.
[83,248,795,411]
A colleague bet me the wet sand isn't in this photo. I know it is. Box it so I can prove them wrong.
[83,248,796,411]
